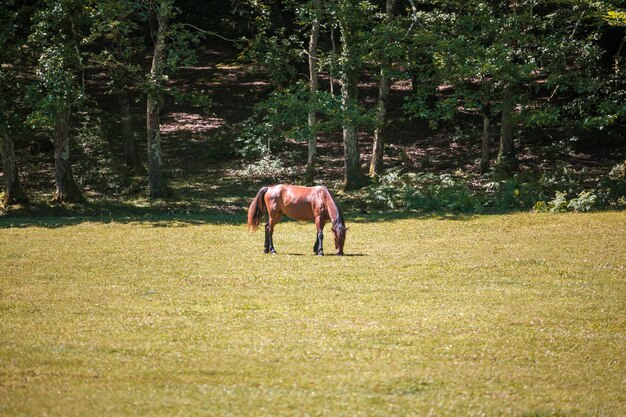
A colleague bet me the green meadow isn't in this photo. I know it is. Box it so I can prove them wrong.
[1,212,625,417]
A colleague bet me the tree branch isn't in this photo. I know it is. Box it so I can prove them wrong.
[404,0,419,38]
[180,23,244,44]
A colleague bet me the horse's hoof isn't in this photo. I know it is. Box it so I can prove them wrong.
[317,251,324,256]
[270,249,277,255]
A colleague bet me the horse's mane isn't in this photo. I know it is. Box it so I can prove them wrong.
[326,189,346,231]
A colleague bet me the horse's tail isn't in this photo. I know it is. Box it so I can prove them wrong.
[247,186,268,231]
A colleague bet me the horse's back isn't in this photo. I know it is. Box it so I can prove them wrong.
[265,184,327,221]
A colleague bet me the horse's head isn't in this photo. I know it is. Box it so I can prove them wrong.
[331,223,348,256]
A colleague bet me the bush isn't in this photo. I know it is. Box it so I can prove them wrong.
[567,190,597,212]
[74,114,131,194]
[365,162,625,214]
[595,162,626,207]
[366,169,481,213]
[549,191,569,213]
[239,154,295,181]
[484,171,547,211]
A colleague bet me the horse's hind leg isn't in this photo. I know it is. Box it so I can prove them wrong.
[267,213,282,254]
[264,222,271,253]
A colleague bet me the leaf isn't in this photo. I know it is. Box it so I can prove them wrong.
[605,10,626,27]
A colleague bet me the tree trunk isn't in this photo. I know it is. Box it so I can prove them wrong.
[120,91,145,175]
[497,88,516,171]
[146,0,171,199]
[480,102,491,174]
[0,131,27,206]
[370,0,396,179]
[329,27,337,97]
[147,95,167,198]
[339,14,367,191]
[304,0,321,185]
[52,106,83,204]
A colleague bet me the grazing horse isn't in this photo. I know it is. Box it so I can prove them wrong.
[247,184,348,256]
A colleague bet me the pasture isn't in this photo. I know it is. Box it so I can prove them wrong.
[1,212,625,416]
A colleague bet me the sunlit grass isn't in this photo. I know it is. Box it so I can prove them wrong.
[1,212,625,416]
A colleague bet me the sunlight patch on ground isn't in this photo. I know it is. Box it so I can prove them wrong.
[161,112,225,134]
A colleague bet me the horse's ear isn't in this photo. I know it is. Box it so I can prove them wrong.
[345,227,350,231]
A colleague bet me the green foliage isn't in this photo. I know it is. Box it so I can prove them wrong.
[1,0,624,209]
[28,0,90,119]
[366,169,481,212]
[364,162,625,214]
[240,154,295,182]
[235,118,274,160]
[239,1,302,88]
[567,190,598,212]
[485,173,547,211]
[234,84,312,159]
[0,1,33,133]
[403,0,611,138]
[235,82,359,159]
[533,162,625,212]
[596,161,626,206]
[88,0,144,93]
[549,190,570,213]
[73,112,131,194]
[534,190,598,213]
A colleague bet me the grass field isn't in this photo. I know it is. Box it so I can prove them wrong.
[1,212,625,417]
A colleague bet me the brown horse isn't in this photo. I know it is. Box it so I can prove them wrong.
[247,185,348,256]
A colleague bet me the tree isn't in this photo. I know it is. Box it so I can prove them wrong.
[30,0,88,204]
[562,2,626,135]
[90,0,146,175]
[0,127,27,207]
[415,0,605,174]
[305,0,321,184]
[145,0,172,198]
[369,0,397,178]
[336,0,369,190]
[142,0,209,198]
[0,1,29,206]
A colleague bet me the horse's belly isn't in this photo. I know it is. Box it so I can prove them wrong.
[282,204,315,221]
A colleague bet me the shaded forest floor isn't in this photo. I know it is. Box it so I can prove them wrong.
[2,42,625,221]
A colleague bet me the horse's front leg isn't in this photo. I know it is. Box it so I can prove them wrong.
[314,217,325,256]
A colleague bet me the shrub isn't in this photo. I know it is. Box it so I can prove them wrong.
[365,163,624,214]
[595,162,626,207]
[549,191,569,213]
[483,171,547,212]
[239,154,295,181]
[367,170,480,213]
[567,190,597,212]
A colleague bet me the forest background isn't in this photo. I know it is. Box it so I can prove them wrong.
[1,0,625,216]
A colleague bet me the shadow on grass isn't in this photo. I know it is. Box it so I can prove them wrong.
[0,201,484,229]
[348,210,479,223]
[1,179,499,229]
[0,201,248,229]
[259,252,366,257]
